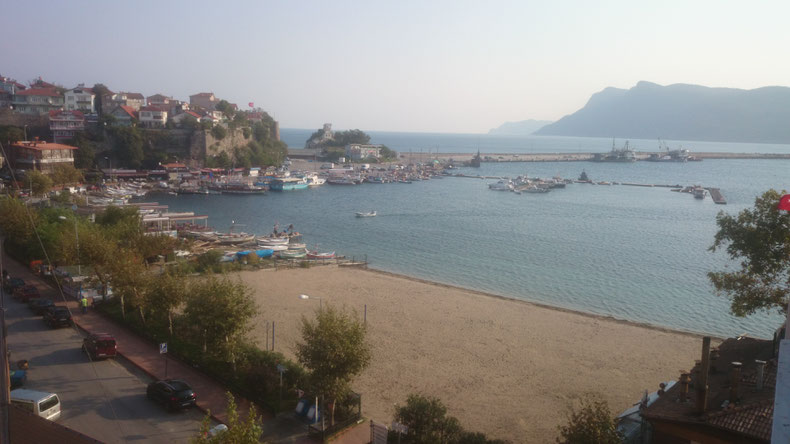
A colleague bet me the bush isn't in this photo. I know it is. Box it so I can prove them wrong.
[211,125,227,140]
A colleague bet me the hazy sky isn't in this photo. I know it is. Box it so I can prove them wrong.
[2,0,788,133]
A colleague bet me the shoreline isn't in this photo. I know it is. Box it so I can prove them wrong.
[362,265,726,341]
[239,265,712,443]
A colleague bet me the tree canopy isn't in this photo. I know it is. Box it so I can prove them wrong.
[296,305,371,423]
[709,189,790,317]
[556,395,621,444]
[192,392,263,444]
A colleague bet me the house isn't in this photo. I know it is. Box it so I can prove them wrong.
[345,144,383,161]
[138,106,168,128]
[146,93,173,108]
[640,335,776,443]
[170,110,201,127]
[104,92,144,111]
[9,139,77,173]
[108,105,137,126]
[12,88,64,115]
[49,110,85,143]
[189,92,219,110]
[64,84,96,113]
[1,75,26,108]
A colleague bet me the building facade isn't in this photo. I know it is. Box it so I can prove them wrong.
[0,76,26,108]
[108,105,137,126]
[9,139,77,173]
[49,110,85,143]
[138,106,168,128]
[64,85,96,113]
[12,88,64,115]
[104,92,144,111]
[189,92,219,110]
[345,144,383,161]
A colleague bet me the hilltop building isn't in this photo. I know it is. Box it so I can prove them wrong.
[12,87,64,115]
[1,75,26,108]
[64,84,96,113]
[108,105,138,126]
[8,139,77,173]
[345,143,383,161]
[104,91,144,111]
[49,110,85,143]
[138,106,167,128]
[189,92,219,110]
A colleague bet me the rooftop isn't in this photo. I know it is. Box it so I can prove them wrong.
[12,141,78,151]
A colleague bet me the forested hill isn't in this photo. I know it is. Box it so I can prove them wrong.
[534,81,790,144]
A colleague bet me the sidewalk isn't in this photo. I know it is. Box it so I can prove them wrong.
[3,254,370,443]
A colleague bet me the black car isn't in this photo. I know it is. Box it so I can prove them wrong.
[3,277,25,295]
[28,298,55,315]
[146,379,197,411]
[43,306,72,328]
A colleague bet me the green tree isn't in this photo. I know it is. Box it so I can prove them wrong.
[709,189,790,316]
[215,100,236,121]
[51,164,84,187]
[184,276,258,363]
[0,125,24,145]
[392,394,463,444]
[92,83,112,116]
[192,392,263,444]
[109,249,153,323]
[0,198,38,242]
[556,395,621,444]
[212,125,228,140]
[110,126,144,168]
[295,305,371,425]
[27,170,53,196]
[69,133,97,169]
[149,272,189,336]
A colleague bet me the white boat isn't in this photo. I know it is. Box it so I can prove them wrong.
[257,236,289,246]
[259,244,288,251]
[287,242,307,250]
[307,251,336,259]
[488,179,513,191]
[356,211,377,217]
[304,173,326,187]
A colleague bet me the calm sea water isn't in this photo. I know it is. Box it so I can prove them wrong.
[281,128,790,155]
[151,134,790,339]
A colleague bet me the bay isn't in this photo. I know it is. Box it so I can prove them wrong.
[152,134,790,339]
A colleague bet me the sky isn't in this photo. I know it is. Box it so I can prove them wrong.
[2,0,789,133]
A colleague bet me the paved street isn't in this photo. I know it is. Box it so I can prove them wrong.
[5,293,207,443]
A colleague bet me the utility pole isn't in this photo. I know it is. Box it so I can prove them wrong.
[0,236,11,443]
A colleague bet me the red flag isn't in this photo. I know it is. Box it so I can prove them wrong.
[778,194,790,211]
[248,102,254,108]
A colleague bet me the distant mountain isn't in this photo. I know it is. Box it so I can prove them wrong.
[534,81,790,144]
[488,119,553,135]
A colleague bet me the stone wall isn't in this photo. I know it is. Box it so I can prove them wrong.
[189,128,251,167]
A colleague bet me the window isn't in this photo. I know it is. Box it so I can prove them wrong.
[39,396,59,412]
[11,400,34,412]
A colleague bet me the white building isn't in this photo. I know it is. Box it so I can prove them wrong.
[345,144,383,161]
[64,84,96,113]
[138,106,168,128]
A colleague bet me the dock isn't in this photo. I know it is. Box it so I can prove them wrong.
[707,188,727,204]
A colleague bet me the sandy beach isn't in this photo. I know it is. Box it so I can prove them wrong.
[240,265,706,443]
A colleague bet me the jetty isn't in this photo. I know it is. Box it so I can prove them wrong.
[707,187,727,204]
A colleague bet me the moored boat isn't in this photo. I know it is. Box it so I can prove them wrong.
[278,249,307,259]
[356,211,376,217]
[307,251,336,259]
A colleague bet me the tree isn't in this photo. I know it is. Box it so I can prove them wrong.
[110,126,144,168]
[215,100,235,121]
[295,305,371,425]
[556,395,621,444]
[27,170,53,196]
[184,276,258,362]
[709,189,790,317]
[0,198,38,242]
[148,272,188,336]
[192,392,263,444]
[393,394,463,444]
[212,125,228,140]
[51,164,84,187]
[92,84,112,116]
[109,249,153,324]
[0,125,24,145]
[69,133,97,169]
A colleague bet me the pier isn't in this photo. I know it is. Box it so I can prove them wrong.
[707,187,727,204]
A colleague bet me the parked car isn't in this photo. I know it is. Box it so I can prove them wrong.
[13,285,40,303]
[43,306,72,328]
[82,333,117,360]
[10,389,61,421]
[28,298,55,315]
[146,379,197,411]
[3,277,25,294]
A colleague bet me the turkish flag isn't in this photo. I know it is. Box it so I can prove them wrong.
[778,194,790,211]
[248,102,254,108]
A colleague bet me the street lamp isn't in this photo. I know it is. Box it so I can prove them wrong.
[299,294,322,310]
[59,215,80,276]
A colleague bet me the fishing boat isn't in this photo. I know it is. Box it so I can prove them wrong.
[220,182,266,194]
[279,249,307,259]
[593,140,637,162]
[356,211,377,217]
[327,176,357,185]
[257,236,289,246]
[270,177,309,191]
[470,150,482,167]
[287,242,307,250]
[303,173,326,186]
[692,186,707,199]
[216,233,256,245]
[307,251,336,259]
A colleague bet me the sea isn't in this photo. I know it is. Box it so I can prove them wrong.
[149,130,790,339]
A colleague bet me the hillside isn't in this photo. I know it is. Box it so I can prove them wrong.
[534,81,790,144]
[488,119,552,135]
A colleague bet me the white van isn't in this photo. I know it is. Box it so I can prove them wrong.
[10,389,61,421]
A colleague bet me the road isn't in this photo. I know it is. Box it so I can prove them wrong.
[5,294,207,443]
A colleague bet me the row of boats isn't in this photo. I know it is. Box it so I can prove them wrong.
[488,175,571,194]
[593,139,702,162]
[185,229,336,260]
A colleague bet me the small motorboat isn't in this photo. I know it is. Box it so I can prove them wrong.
[307,251,336,260]
[279,249,307,259]
[356,211,377,218]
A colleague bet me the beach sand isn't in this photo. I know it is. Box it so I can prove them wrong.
[240,266,706,443]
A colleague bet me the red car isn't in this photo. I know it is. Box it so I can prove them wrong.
[82,333,117,360]
[13,285,40,303]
